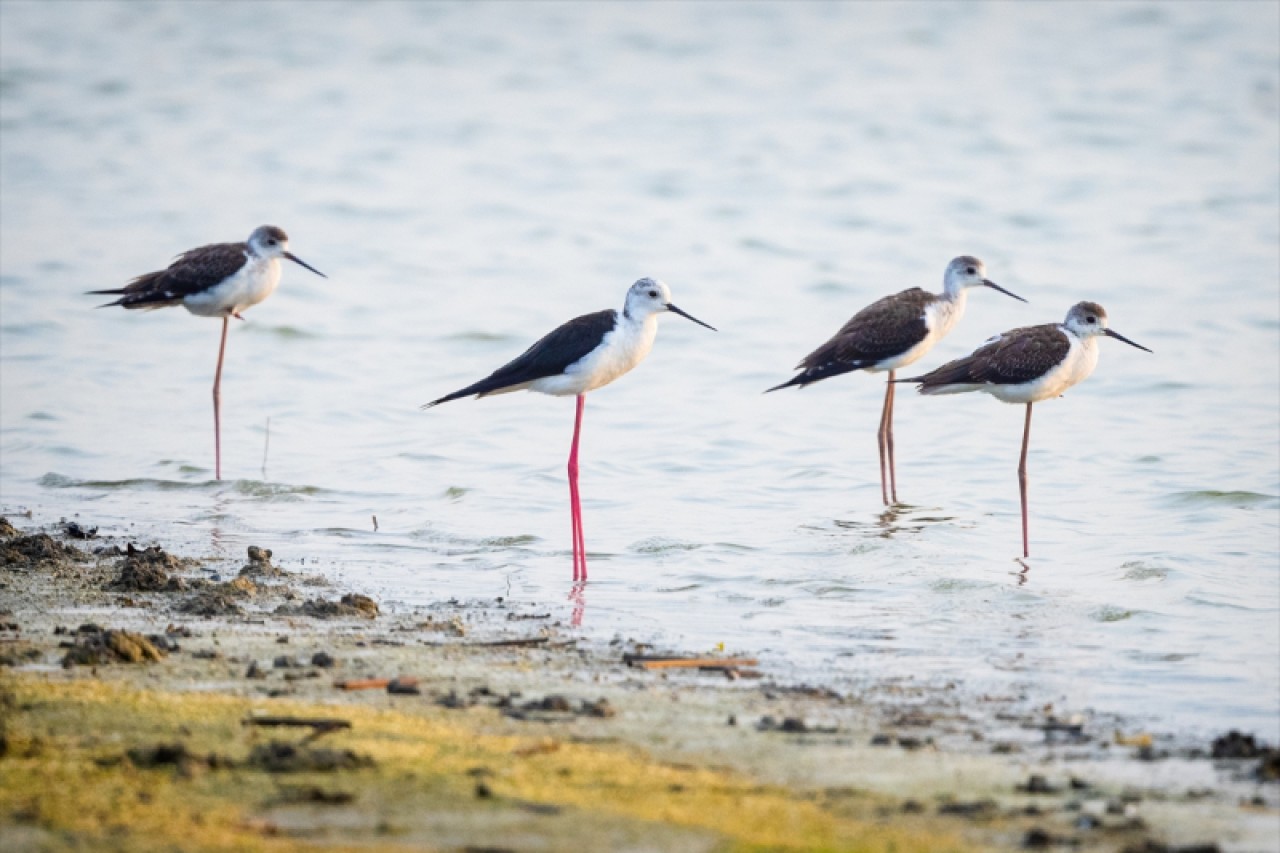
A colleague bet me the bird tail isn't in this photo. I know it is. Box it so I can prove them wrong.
[422,375,525,409]
[764,361,864,393]
[85,288,180,310]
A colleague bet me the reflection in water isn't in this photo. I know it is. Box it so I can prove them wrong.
[568,581,586,627]
[831,505,954,539]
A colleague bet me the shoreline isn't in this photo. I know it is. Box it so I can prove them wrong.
[1,513,1275,852]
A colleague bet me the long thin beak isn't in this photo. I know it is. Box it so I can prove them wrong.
[1104,328,1152,352]
[667,303,717,331]
[983,279,1027,303]
[284,251,327,278]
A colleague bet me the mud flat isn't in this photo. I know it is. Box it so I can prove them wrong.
[0,515,1275,852]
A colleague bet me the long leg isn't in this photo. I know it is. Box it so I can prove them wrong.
[567,394,587,580]
[885,370,898,504]
[876,376,892,505]
[213,316,229,481]
[1018,403,1033,558]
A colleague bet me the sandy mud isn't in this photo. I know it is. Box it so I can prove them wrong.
[0,515,1275,852]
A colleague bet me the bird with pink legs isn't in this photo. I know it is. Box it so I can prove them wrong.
[424,278,716,581]
[89,225,326,480]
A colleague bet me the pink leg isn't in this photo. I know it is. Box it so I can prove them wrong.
[213,316,229,481]
[567,394,587,580]
[885,370,898,504]
[1018,403,1033,558]
[876,375,892,505]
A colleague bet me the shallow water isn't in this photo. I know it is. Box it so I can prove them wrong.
[2,1,1278,741]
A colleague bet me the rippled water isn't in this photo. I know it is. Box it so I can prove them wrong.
[2,1,1277,741]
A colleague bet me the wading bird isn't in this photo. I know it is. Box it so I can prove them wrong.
[89,225,325,480]
[767,256,1025,504]
[424,278,716,581]
[898,301,1151,557]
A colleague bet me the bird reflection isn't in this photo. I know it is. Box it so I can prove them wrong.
[568,581,587,627]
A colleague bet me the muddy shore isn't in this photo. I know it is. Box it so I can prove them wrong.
[1,514,1275,852]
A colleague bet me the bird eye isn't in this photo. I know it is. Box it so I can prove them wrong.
[965,266,976,275]
[648,290,658,298]
[1086,316,1097,324]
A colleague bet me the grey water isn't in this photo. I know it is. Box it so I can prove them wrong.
[2,1,1277,742]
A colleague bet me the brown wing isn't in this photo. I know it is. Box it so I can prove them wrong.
[90,242,249,309]
[800,288,933,370]
[910,323,1070,388]
[766,288,933,391]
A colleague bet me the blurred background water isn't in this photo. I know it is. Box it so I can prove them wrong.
[2,1,1277,741]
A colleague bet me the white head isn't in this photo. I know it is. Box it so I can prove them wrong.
[623,277,716,330]
[942,255,1025,303]
[247,225,326,277]
[1063,301,1151,351]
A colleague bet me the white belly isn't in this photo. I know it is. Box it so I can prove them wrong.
[530,316,657,397]
[989,335,1098,404]
[183,256,281,317]
[869,295,964,373]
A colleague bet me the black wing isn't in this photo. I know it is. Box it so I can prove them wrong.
[767,289,932,391]
[905,323,1070,389]
[89,242,249,309]
[425,309,618,407]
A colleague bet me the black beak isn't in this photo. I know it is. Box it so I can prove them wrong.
[983,279,1026,303]
[667,303,717,331]
[1104,328,1152,353]
[284,251,327,278]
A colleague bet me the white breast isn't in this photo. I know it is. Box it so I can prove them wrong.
[183,254,281,318]
[989,329,1098,404]
[870,292,965,373]
[530,314,658,397]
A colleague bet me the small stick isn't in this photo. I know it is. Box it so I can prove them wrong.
[372,514,379,532]
[242,716,351,731]
[626,656,758,670]
[261,416,271,480]
[470,637,550,648]
[333,678,391,691]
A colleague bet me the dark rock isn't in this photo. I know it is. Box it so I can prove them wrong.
[273,655,299,669]
[246,740,374,773]
[276,594,379,620]
[239,546,286,578]
[582,698,616,718]
[1018,774,1060,794]
[61,628,166,667]
[938,799,998,818]
[0,517,18,538]
[2,534,85,569]
[110,544,185,591]
[246,661,266,679]
[126,742,208,774]
[311,651,336,668]
[180,588,243,616]
[1211,730,1266,759]
[63,521,98,539]
[870,733,894,746]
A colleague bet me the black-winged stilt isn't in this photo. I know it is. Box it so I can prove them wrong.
[766,256,1025,504]
[88,225,326,480]
[424,277,716,581]
[898,301,1151,557]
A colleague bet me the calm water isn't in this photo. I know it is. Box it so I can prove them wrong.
[2,1,1277,741]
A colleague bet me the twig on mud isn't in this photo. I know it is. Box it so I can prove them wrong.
[622,655,759,671]
[469,636,550,648]
[242,715,351,734]
[333,678,391,691]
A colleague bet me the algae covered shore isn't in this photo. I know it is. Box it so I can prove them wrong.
[0,515,1275,852]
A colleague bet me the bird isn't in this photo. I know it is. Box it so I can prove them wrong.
[897,301,1152,557]
[424,278,717,581]
[766,256,1025,505]
[88,225,326,480]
